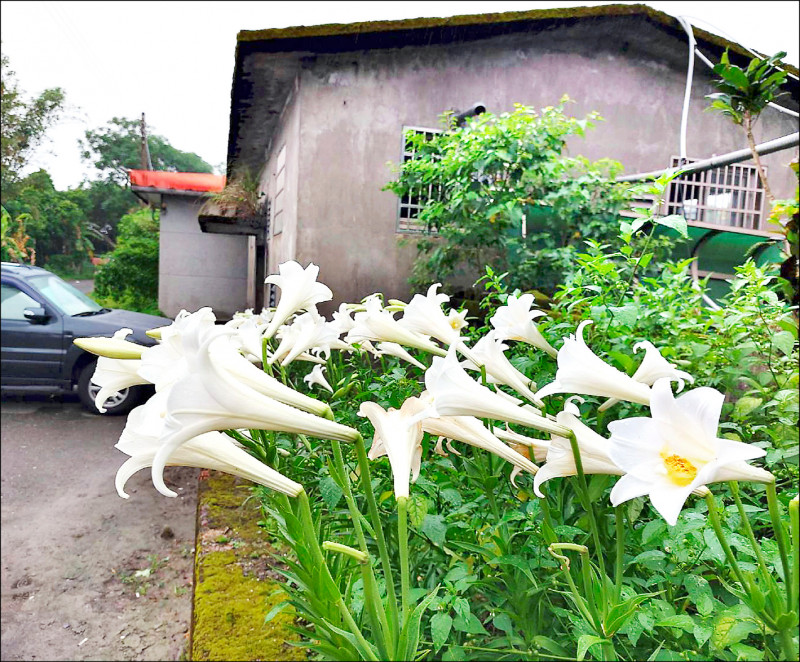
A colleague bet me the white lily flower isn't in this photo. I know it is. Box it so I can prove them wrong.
[89,328,150,413]
[225,308,274,362]
[359,399,424,498]
[398,283,468,347]
[460,331,540,404]
[489,293,557,357]
[269,310,339,366]
[149,331,359,497]
[329,303,357,335]
[263,261,333,339]
[403,394,539,477]
[137,308,218,391]
[207,335,331,417]
[492,425,550,463]
[303,364,333,393]
[599,341,695,411]
[115,393,301,498]
[608,379,772,525]
[376,342,427,370]
[423,348,568,437]
[535,321,652,406]
[345,299,446,356]
[533,400,624,497]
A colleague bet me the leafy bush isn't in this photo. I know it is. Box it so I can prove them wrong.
[92,207,161,314]
[384,98,633,298]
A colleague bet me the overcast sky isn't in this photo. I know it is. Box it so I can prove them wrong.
[2,0,798,190]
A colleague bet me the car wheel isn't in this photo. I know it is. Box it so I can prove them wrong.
[77,360,143,416]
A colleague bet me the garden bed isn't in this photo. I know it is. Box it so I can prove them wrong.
[191,470,306,661]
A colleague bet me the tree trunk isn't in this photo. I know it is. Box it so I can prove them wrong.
[743,110,775,208]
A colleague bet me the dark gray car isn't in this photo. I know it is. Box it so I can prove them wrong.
[1,262,171,415]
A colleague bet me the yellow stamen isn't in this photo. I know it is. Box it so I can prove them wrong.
[662,454,697,486]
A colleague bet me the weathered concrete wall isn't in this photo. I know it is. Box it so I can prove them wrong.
[265,16,797,308]
[159,194,248,320]
[264,77,301,277]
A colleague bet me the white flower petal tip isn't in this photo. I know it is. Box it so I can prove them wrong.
[74,334,145,360]
[115,425,303,500]
[607,378,772,525]
[398,283,468,347]
[425,348,568,437]
[404,395,538,477]
[376,342,427,370]
[358,400,424,498]
[303,364,334,392]
[459,333,540,404]
[535,321,651,406]
[532,409,622,498]
[263,261,333,339]
[489,293,556,357]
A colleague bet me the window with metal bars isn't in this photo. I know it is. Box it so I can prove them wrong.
[396,127,442,233]
[663,157,767,230]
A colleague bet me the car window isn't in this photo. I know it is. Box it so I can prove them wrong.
[1,283,40,320]
[27,274,103,316]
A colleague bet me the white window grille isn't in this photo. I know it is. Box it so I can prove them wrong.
[396,126,442,233]
[663,157,766,230]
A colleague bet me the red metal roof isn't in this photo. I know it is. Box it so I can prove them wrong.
[128,170,226,193]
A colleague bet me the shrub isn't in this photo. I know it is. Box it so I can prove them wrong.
[92,207,161,314]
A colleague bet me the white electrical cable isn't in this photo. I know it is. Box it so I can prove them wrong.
[678,16,800,119]
[677,16,696,162]
[679,14,799,81]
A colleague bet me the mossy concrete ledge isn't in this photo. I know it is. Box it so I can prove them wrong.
[191,470,306,661]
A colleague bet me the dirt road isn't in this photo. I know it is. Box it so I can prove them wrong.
[1,395,198,661]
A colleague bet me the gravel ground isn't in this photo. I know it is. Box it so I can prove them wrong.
[1,394,199,661]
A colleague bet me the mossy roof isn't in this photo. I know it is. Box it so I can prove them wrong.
[235,3,796,73]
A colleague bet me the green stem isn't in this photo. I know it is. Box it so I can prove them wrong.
[548,545,598,628]
[397,495,411,621]
[765,482,792,610]
[705,492,749,589]
[790,497,799,612]
[729,482,772,582]
[297,491,378,660]
[354,436,400,641]
[614,506,625,602]
[331,440,368,552]
[331,440,394,657]
[778,624,798,662]
[615,223,656,307]
[567,433,608,600]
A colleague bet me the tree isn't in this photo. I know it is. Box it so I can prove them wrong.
[384,99,632,297]
[80,117,213,185]
[707,50,789,206]
[1,50,65,200]
[2,169,92,269]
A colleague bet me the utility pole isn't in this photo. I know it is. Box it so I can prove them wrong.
[140,112,153,171]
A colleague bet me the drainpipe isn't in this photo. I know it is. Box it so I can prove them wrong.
[617,132,799,182]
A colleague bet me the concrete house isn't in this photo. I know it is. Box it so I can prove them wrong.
[206,3,799,310]
[129,170,252,320]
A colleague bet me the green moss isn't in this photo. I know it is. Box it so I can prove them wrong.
[192,472,305,661]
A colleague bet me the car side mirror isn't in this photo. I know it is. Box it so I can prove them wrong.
[23,306,50,324]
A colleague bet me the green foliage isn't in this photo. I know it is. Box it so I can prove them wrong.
[1,204,34,263]
[1,50,65,198]
[2,169,93,269]
[384,99,632,297]
[706,50,789,127]
[92,208,161,314]
[242,230,796,660]
[81,116,214,186]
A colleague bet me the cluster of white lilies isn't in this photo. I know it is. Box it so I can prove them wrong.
[77,260,773,526]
